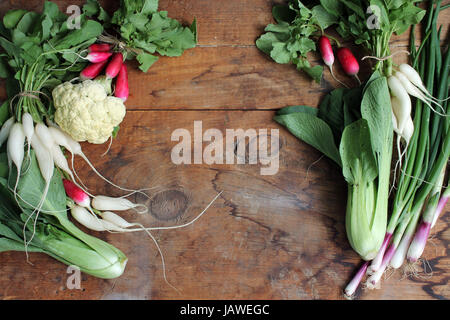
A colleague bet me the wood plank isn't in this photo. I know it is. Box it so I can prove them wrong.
[125,46,342,110]
[0,110,448,300]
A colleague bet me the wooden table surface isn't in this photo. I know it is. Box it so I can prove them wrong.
[0,0,449,300]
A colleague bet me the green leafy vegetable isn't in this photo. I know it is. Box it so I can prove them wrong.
[256,1,328,83]
[86,0,197,72]
[0,101,9,126]
[339,119,377,185]
[0,1,104,122]
[275,111,342,166]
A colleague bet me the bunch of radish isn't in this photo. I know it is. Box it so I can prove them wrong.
[80,44,129,102]
[318,35,360,87]
[388,63,449,164]
[318,35,447,164]
[0,114,154,239]
[63,179,149,231]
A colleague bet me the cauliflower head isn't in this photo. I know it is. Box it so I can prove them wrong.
[52,80,126,144]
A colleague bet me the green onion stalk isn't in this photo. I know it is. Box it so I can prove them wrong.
[369,0,449,275]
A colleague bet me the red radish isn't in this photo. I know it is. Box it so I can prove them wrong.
[89,43,111,52]
[319,36,334,67]
[86,51,112,63]
[80,60,109,80]
[337,47,361,84]
[318,36,348,88]
[337,48,360,75]
[106,52,124,79]
[115,63,129,101]
[63,179,91,208]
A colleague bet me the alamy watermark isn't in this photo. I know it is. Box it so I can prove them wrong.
[66,5,81,30]
[366,5,382,30]
[171,121,280,176]
[66,265,81,290]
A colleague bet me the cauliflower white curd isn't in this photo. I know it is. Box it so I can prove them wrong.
[52,80,126,144]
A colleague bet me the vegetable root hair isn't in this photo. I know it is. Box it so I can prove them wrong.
[71,153,90,193]
[398,168,448,190]
[421,97,448,116]
[328,66,350,88]
[361,50,410,62]
[136,226,181,295]
[304,155,325,183]
[7,184,70,214]
[101,135,114,157]
[403,258,433,280]
[78,152,153,200]
[23,180,51,246]
[390,135,409,193]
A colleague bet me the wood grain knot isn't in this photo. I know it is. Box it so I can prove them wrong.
[150,190,189,221]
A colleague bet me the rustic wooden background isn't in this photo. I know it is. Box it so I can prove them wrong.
[0,0,448,300]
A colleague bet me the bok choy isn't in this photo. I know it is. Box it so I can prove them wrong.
[275,71,393,260]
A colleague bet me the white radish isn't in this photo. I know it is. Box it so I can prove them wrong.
[389,90,412,189]
[36,125,76,188]
[34,123,56,151]
[51,144,73,179]
[394,72,446,115]
[7,123,25,200]
[398,64,448,103]
[391,110,400,135]
[70,205,111,232]
[47,126,70,147]
[99,211,136,229]
[92,195,148,214]
[97,211,153,233]
[401,117,414,147]
[100,219,128,232]
[51,144,91,194]
[47,126,84,184]
[0,117,15,147]
[71,207,133,233]
[390,95,405,164]
[388,76,412,133]
[22,113,34,155]
[399,64,428,92]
